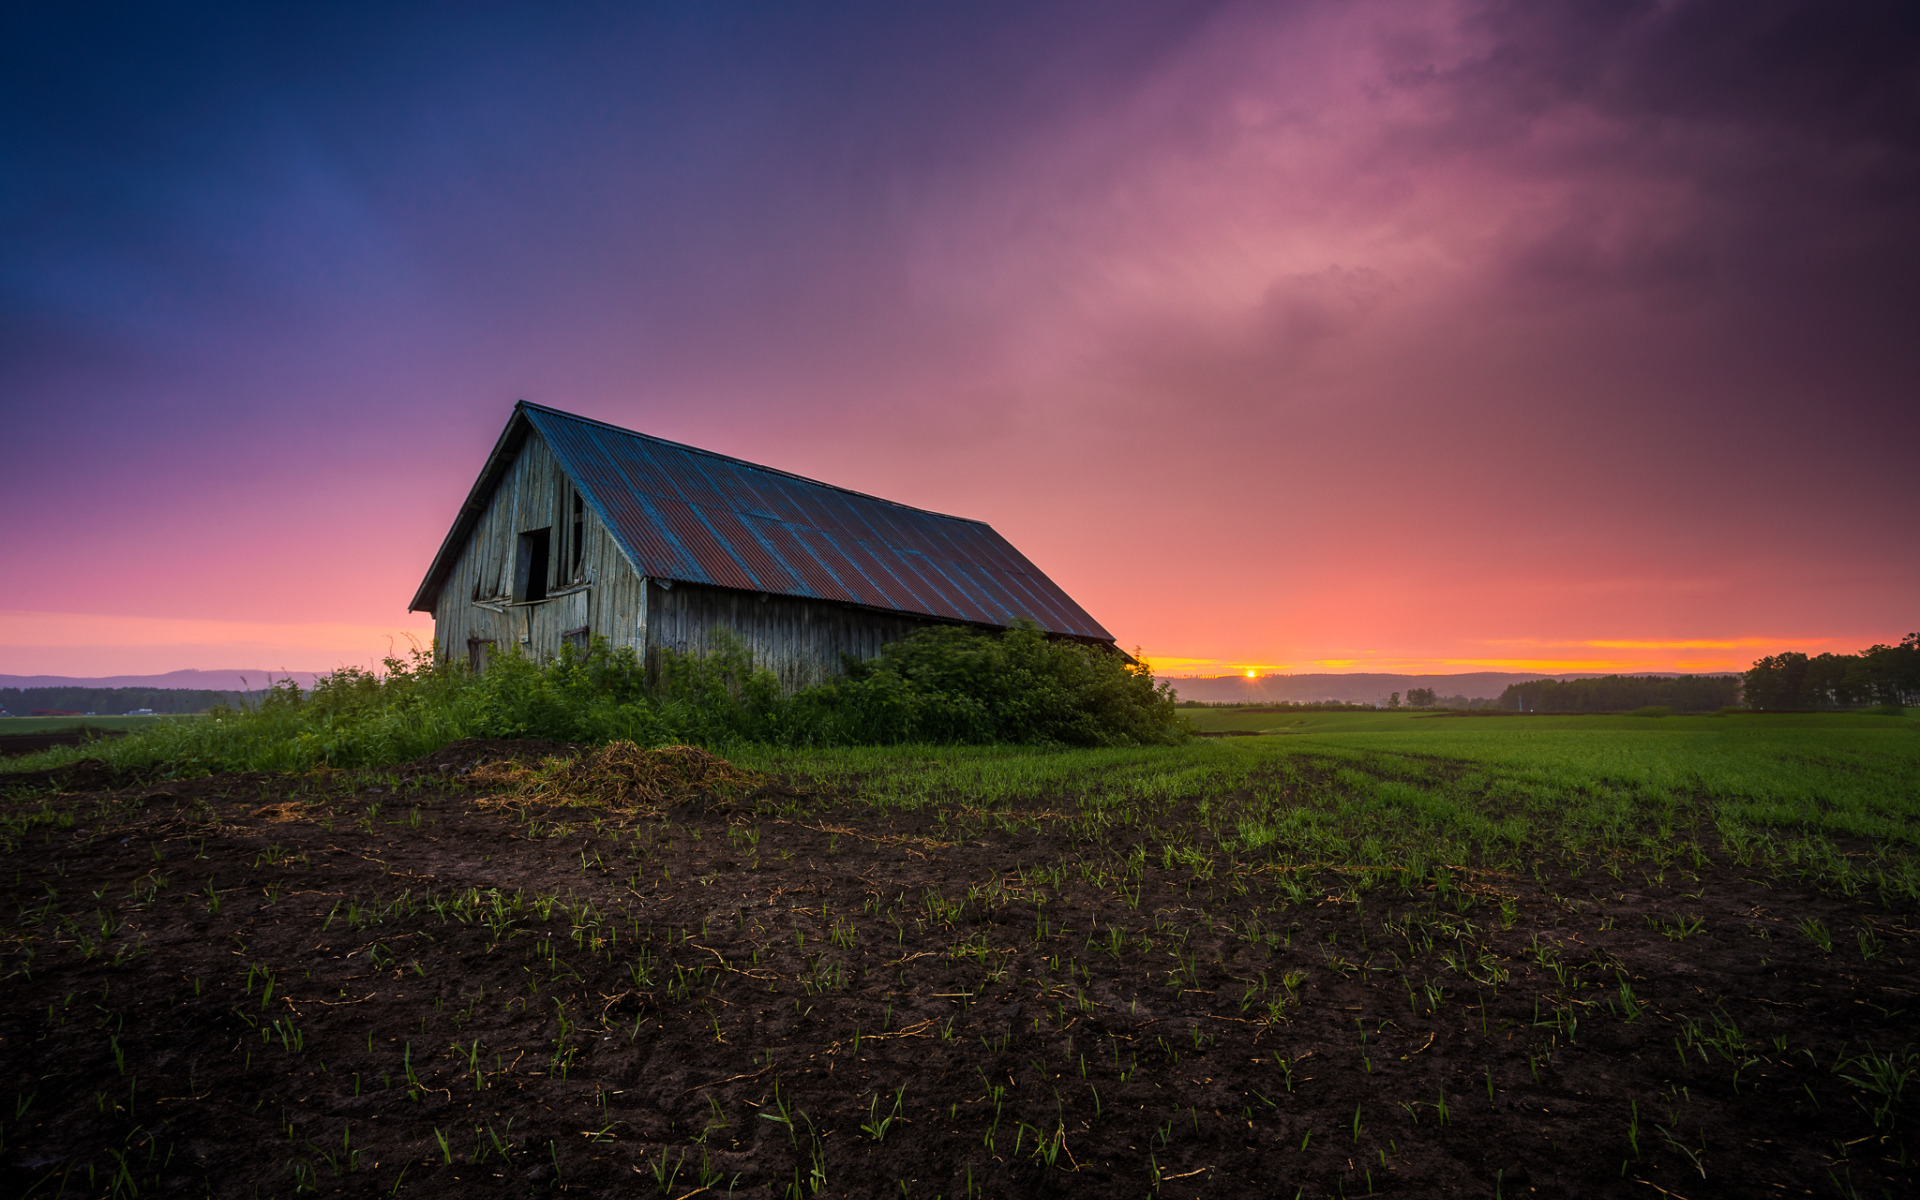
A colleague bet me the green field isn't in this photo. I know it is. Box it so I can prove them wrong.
[8,708,1917,882]
[0,714,192,734]
[1181,704,1917,734]
[727,707,1920,896]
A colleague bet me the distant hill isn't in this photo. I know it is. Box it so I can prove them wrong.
[0,686,246,716]
[0,670,328,717]
[0,669,324,692]
[1156,671,1676,705]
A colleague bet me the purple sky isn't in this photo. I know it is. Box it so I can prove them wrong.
[3,1,1916,678]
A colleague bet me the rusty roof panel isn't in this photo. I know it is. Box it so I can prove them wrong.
[739,514,834,596]
[413,403,1113,641]
[602,492,686,578]
[701,504,802,595]
[787,525,883,607]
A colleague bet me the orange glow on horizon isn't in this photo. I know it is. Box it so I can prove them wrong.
[0,604,1890,685]
[1141,637,1852,678]
[1580,639,1780,650]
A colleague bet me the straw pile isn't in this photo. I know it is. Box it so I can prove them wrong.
[467,741,761,810]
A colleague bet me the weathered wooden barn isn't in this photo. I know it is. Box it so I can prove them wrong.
[409,403,1115,690]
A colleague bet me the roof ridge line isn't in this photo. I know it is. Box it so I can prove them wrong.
[518,400,994,528]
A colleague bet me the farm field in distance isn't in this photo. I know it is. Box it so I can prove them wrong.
[0,718,186,765]
[0,716,185,735]
[2,713,1917,1198]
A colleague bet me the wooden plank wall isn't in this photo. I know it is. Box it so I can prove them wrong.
[430,430,954,689]
[644,581,943,692]
[431,432,647,666]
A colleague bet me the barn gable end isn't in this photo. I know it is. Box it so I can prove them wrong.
[416,426,648,674]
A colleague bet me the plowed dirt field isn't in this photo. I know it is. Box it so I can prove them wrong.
[2,741,1915,1198]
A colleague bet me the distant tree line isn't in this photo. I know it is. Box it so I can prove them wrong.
[1401,689,1500,709]
[1175,693,1502,711]
[1496,675,1740,714]
[0,687,249,716]
[1742,635,1919,710]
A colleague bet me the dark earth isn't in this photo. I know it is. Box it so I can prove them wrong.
[2,741,1914,1198]
[0,729,127,760]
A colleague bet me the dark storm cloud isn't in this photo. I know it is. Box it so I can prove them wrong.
[1446,1,1920,303]
[1463,0,1920,140]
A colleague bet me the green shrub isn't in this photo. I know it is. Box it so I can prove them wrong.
[796,623,1186,748]
[1,625,1186,778]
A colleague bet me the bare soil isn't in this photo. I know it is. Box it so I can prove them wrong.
[1,744,1915,1198]
[0,730,126,759]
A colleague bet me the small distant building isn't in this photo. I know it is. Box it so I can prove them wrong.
[410,403,1115,691]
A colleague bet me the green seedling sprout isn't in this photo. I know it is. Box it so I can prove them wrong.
[1797,917,1833,953]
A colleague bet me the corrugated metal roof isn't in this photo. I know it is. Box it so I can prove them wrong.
[411,402,1114,642]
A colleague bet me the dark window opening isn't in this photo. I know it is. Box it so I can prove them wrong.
[563,625,590,653]
[468,638,494,674]
[571,492,585,577]
[514,527,551,602]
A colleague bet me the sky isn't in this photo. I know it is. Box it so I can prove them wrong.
[3,0,1916,679]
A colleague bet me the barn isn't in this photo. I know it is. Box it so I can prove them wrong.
[409,402,1116,690]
